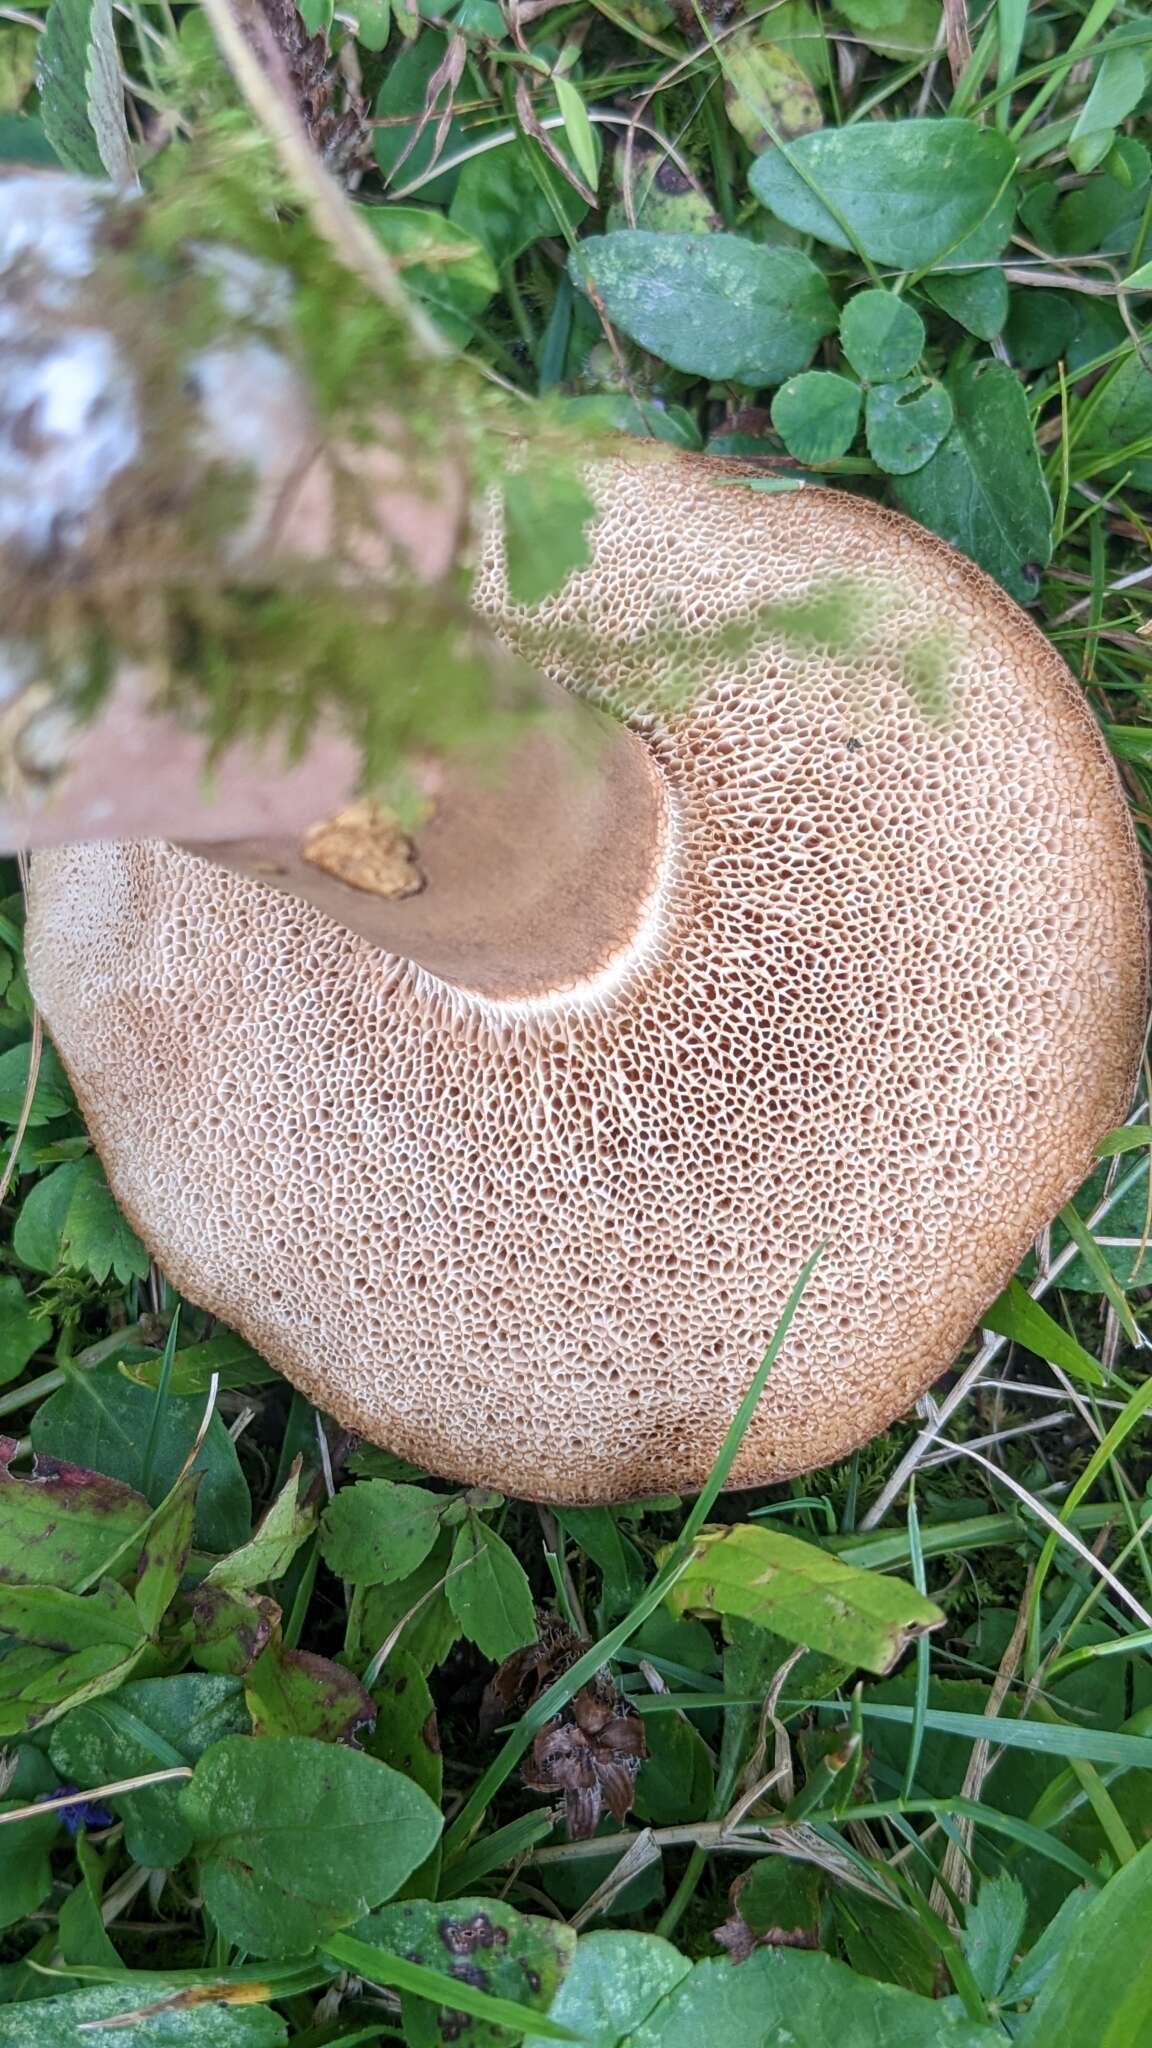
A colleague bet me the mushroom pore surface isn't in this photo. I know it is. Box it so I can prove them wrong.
[26,455,1148,1502]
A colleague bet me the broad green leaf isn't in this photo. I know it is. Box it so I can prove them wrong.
[50,1675,249,1867]
[980,1278,1105,1388]
[865,377,953,474]
[37,0,132,183]
[502,464,597,607]
[572,231,837,384]
[661,1522,942,1674]
[205,1461,313,1591]
[15,1156,149,1286]
[750,117,1016,270]
[525,1931,690,2048]
[355,1895,575,2047]
[0,1274,48,1385]
[245,1642,375,1744]
[359,1527,461,1674]
[0,1439,149,1588]
[835,0,941,59]
[1069,47,1149,176]
[33,1362,251,1554]
[56,1830,121,1971]
[0,1039,73,1125]
[1015,1839,1152,2045]
[892,359,1052,600]
[374,31,469,205]
[555,1506,648,1620]
[0,22,37,111]
[353,0,391,49]
[633,1710,713,1825]
[625,1949,995,2046]
[452,137,590,269]
[922,267,1009,340]
[320,1478,445,1587]
[180,1734,443,1958]
[369,1650,443,1805]
[327,1929,581,2045]
[447,1516,536,1662]
[840,288,924,381]
[134,1473,199,1635]
[771,371,861,462]
[963,1873,1026,2001]
[0,1580,146,1731]
[0,1982,286,2044]
[0,1801,57,1932]
[364,205,497,345]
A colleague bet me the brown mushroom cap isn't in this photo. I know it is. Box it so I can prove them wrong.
[27,455,1148,1502]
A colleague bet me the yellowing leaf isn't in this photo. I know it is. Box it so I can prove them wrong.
[724,33,822,152]
[661,1523,942,1674]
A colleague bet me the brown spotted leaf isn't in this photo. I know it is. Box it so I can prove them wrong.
[245,1641,375,1745]
[0,1436,150,1589]
[352,1894,575,2048]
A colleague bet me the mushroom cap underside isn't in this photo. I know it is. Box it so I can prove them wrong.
[26,455,1149,1502]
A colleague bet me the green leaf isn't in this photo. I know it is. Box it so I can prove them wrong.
[447,1516,536,1662]
[205,1461,313,1592]
[245,1642,375,1744]
[50,1675,250,1867]
[134,1473,199,1636]
[921,268,1009,340]
[1069,47,1149,177]
[980,1278,1105,1388]
[452,137,590,269]
[633,1711,714,1826]
[56,1831,121,1972]
[0,1439,150,1588]
[374,31,468,205]
[835,0,941,59]
[552,394,702,449]
[0,1982,287,2044]
[891,359,1052,600]
[180,1733,443,1958]
[661,1522,943,1674]
[120,1332,279,1398]
[328,1928,581,2044]
[624,1949,995,2046]
[33,1362,251,1554]
[865,376,953,474]
[364,205,497,346]
[963,1873,1026,2001]
[320,1478,445,1587]
[353,1895,575,2047]
[1015,1840,1152,2045]
[1078,349,1152,492]
[37,0,132,182]
[750,118,1016,271]
[572,231,837,384]
[0,1580,146,1732]
[359,1527,462,1675]
[0,1274,47,1385]
[502,464,597,607]
[771,371,861,462]
[15,1156,150,1286]
[0,1800,57,1932]
[185,1582,279,1678]
[0,1039,73,1125]
[524,1931,690,2048]
[840,288,924,381]
[369,1649,443,1804]
[554,75,599,189]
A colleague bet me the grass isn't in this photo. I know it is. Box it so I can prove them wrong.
[2,0,1152,2042]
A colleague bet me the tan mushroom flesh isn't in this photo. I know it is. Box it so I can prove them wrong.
[27,456,1148,1502]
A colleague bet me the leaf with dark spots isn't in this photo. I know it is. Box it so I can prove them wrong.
[0,1580,147,1733]
[185,1583,280,1676]
[134,1471,199,1636]
[0,1437,150,1589]
[369,1651,443,1804]
[245,1641,376,1744]
[354,1895,575,2048]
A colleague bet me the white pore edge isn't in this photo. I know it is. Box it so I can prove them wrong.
[410,782,683,1023]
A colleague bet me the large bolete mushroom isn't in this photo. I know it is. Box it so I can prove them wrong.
[25,478,1149,1501]
[6,182,1147,1503]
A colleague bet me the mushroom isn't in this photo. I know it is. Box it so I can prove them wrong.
[6,182,1147,1503]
